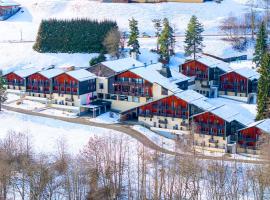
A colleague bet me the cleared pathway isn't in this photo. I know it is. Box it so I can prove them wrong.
[2,104,265,164]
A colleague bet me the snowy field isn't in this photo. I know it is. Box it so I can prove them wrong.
[0,0,258,72]
[0,38,255,73]
[0,110,141,155]
[0,0,254,41]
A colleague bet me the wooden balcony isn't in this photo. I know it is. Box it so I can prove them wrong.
[139,112,187,119]
[113,90,150,97]
[6,81,24,86]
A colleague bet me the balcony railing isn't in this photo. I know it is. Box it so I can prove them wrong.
[238,137,257,142]
[113,90,150,97]
[139,112,187,119]
[196,122,225,130]
[196,129,224,137]
[6,81,24,86]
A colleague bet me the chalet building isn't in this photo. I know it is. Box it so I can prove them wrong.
[0,1,20,21]
[52,69,96,107]
[3,68,39,91]
[88,58,189,112]
[191,105,252,153]
[26,68,64,98]
[137,89,214,131]
[237,119,270,154]
[219,68,260,102]
[180,55,232,98]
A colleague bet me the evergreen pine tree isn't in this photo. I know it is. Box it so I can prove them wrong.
[0,76,7,111]
[184,15,204,60]
[256,53,270,120]
[158,18,174,64]
[253,22,268,68]
[127,18,140,55]
[152,19,162,51]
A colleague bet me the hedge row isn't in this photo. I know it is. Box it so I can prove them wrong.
[33,19,118,53]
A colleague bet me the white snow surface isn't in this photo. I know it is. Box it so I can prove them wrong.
[207,97,256,125]
[0,0,253,41]
[89,112,120,124]
[11,67,39,78]
[133,125,175,151]
[195,54,232,72]
[233,67,260,80]
[101,57,144,73]
[65,69,96,81]
[39,68,64,79]
[0,0,257,73]
[175,89,206,103]
[0,110,132,154]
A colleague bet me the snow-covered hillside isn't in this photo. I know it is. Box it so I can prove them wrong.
[0,0,257,72]
[0,0,253,41]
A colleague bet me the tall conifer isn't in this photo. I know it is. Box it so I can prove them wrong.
[127,18,140,55]
[253,22,268,68]
[257,53,270,120]
[184,15,204,60]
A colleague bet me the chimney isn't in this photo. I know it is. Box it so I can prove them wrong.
[160,65,172,78]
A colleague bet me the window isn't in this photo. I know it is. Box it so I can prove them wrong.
[161,87,168,95]
[99,83,104,90]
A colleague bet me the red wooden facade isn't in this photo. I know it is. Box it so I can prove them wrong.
[193,112,225,137]
[139,95,189,119]
[238,127,262,149]
[3,72,24,86]
[53,73,79,94]
[220,72,248,94]
[112,71,153,97]
[26,73,50,93]
[181,60,209,81]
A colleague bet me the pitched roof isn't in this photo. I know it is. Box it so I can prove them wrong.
[66,69,96,81]
[130,66,182,93]
[145,62,190,83]
[244,119,270,133]
[195,55,232,72]
[101,57,144,73]
[175,90,206,103]
[39,68,64,79]
[191,98,216,111]
[210,105,240,122]
[13,68,40,78]
[233,68,260,80]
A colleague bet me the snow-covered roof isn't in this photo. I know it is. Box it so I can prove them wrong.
[0,1,20,6]
[256,119,270,133]
[195,55,232,72]
[66,69,96,81]
[210,105,240,122]
[13,68,39,78]
[39,68,64,79]
[191,98,216,111]
[206,97,256,126]
[175,90,206,103]
[147,62,190,83]
[130,66,182,93]
[244,119,270,133]
[193,104,253,126]
[233,68,260,80]
[101,57,144,73]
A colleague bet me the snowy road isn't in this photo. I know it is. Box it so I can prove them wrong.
[1,104,265,164]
